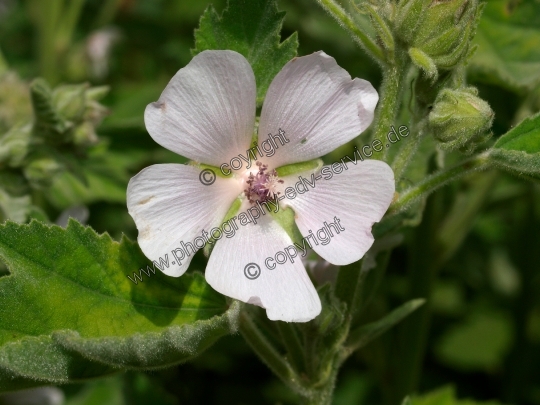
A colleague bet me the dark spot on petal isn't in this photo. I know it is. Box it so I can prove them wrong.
[138,196,154,205]
[152,101,166,111]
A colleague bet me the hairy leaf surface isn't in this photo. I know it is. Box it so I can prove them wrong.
[0,220,239,391]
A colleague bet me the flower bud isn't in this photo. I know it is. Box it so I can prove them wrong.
[73,121,99,147]
[23,157,64,189]
[396,0,481,73]
[0,124,31,167]
[52,84,88,122]
[428,87,494,152]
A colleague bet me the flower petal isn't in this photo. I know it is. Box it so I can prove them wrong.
[205,211,321,322]
[127,164,243,276]
[282,160,395,265]
[258,51,379,168]
[144,50,256,166]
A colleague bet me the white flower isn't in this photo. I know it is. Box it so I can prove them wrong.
[127,50,395,323]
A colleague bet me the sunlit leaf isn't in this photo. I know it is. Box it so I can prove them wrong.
[193,0,298,106]
[0,220,239,392]
[489,112,540,179]
[469,0,540,93]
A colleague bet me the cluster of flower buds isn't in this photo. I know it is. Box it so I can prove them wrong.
[428,87,494,153]
[395,0,482,80]
[31,79,109,148]
[0,68,109,196]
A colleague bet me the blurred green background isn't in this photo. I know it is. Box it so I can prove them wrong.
[0,0,539,404]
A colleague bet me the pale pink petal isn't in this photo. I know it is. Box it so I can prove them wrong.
[127,164,243,276]
[206,210,321,322]
[281,160,395,265]
[258,51,378,168]
[144,50,256,166]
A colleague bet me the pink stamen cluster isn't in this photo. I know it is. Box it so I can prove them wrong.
[245,161,284,204]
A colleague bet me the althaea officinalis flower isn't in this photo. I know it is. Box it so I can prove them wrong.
[127,50,395,322]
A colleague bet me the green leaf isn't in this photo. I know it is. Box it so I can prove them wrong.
[0,220,239,392]
[469,0,540,93]
[345,298,425,352]
[193,0,298,106]
[489,112,540,178]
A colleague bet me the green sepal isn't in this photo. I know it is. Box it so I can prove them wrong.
[275,158,322,178]
[358,3,395,55]
[269,206,304,247]
[192,162,232,179]
[409,47,438,81]
[395,0,429,44]
[203,196,242,257]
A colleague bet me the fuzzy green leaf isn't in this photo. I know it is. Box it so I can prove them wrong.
[489,112,540,178]
[470,0,540,92]
[193,0,298,106]
[0,220,239,392]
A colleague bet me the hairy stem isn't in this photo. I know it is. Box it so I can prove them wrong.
[391,119,426,181]
[239,311,312,398]
[276,321,306,375]
[315,0,384,64]
[372,57,408,160]
[389,152,491,215]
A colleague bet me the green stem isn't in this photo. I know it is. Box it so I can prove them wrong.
[239,311,305,394]
[302,363,340,405]
[390,190,444,405]
[34,0,64,83]
[315,0,384,64]
[436,170,498,265]
[276,321,306,375]
[391,121,425,181]
[372,58,408,160]
[389,152,491,216]
[390,168,497,404]
[57,0,85,53]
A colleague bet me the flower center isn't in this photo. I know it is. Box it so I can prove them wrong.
[244,161,284,204]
